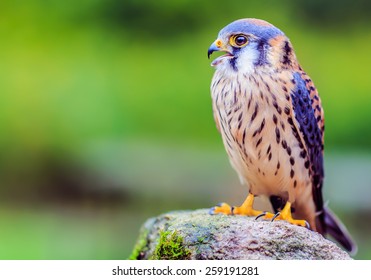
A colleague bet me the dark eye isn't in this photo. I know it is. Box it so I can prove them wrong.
[235,36,247,46]
[230,34,249,47]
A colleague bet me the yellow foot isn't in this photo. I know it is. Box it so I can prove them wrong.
[269,202,310,228]
[209,202,233,215]
[210,193,270,217]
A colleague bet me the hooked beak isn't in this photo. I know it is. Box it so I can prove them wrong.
[208,39,233,66]
[208,39,231,58]
[208,41,222,59]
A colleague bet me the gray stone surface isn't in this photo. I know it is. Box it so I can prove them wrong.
[130,209,352,260]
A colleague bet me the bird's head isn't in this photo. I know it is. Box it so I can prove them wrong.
[208,18,296,74]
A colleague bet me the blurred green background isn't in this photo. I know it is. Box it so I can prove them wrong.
[0,0,370,259]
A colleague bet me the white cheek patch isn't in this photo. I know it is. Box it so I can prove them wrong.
[214,45,259,76]
[235,45,260,74]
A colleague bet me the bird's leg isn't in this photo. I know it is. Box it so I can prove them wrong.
[210,193,268,216]
[232,193,263,216]
[270,202,310,228]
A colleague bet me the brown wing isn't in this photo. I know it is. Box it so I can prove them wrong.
[290,71,325,232]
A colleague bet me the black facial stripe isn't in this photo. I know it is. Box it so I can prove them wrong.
[229,47,242,71]
[229,57,238,71]
[255,39,269,66]
[282,40,292,65]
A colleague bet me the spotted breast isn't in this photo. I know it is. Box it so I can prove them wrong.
[211,66,316,228]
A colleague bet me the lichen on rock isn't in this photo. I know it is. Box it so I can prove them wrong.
[129,209,352,260]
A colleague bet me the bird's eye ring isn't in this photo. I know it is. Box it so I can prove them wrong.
[230,34,248,47]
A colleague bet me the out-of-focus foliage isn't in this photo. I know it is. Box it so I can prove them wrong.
[292,0,371,27]
[0,0,370,259]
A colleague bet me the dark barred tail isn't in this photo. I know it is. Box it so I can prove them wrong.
[323,206,357,255]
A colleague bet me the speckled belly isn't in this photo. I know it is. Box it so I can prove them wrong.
[212,72,312,204]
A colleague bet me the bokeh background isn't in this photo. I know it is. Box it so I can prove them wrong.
[0,0,370,259]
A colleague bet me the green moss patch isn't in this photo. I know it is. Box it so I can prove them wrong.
[154,230,191,260]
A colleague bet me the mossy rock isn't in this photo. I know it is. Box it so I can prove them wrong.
[129,209,352,260]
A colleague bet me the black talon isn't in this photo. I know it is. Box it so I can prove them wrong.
[231,206,235,215]
[255,212,267,220]
[305,221,311,229]
[271,212,281,222]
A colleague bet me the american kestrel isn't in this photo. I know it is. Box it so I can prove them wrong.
[208,18,356,253]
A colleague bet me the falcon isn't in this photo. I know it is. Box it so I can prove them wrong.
[207,18,356,253]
